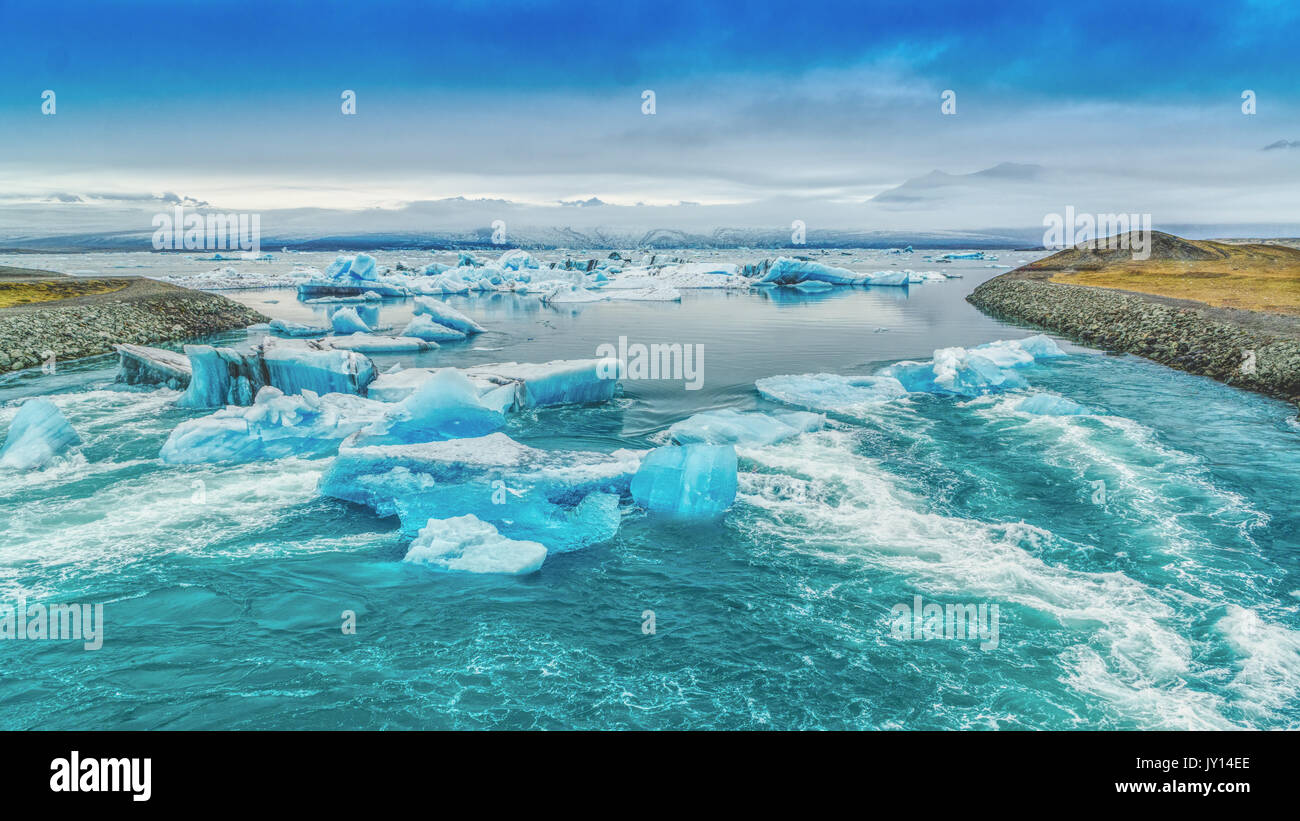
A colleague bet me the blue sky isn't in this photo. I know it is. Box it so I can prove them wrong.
[1,0,1297,234]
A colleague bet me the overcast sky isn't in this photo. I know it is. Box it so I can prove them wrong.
[1,0,1298,238]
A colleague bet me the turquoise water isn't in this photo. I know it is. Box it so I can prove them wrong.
[2,265,1299,730]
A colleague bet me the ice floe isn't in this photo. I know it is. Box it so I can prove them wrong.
[114,344,192,390]
[0,398,82,470]
[404,515,547,575]
[319,432,639,548]
[668,408,825,446]
[630,443,738,517]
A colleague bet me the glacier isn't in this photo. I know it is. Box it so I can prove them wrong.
[668,408,825,446]
[0,398,82,470]
[404,515,547,576]
[630,444,738,518]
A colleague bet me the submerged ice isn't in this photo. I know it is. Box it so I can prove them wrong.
[404,515,547,576]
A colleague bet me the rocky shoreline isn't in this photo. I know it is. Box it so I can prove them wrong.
[0,268,267,373]
[968,274,1300,408]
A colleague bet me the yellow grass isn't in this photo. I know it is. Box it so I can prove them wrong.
[1047,242,1300,315]
[0,279,128,308]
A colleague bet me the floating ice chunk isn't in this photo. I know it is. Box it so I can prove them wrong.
[177,345,267,408]
[1016,394,1091,416]
[347,254,377,281]
[882,349,1027,397]
[876,335,1066,398]
[160,387,387,464]
[269,319,328,338]
[324,334,438,354]
[755,257,862,286]
[457,252,481,267]
[606,287,682,302]
[323,255,353,278]
[466,359,622,408]
[497,249,539,270]
[331,306,372,334]
[860,270,910,286]
[669,408,825,446]
[320,432,639,548]
[404,515,547,575]
[756,373,908,412]
[261,339,377,398]
[114,344,191,390]
[353,369,505,445]
[543,286,607,304]
[420,262,450,276]
[0,398,82,470]
[402,314,467,342]
[904,270,947,283]
[367,358,620,409]
[297,280,408,300]
[631,444,737,518]
[412,297,485,334]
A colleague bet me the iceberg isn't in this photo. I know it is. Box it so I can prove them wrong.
[177,345,268,408]
[366,358,621,410]
[497,249,539,271]
[261,339,377,398]
[160,387,388,464]
[324,334,437,354]
[630,444,737,518]
[114,344,192,390]
[352,369,505,446]
[0,398,82,470]
[320,432,639,549]
[402,314,467,342]
[1016,394,1092,416]
[412,297,485,334]
[668,408,825,446]
[756,373,908,413]
[404,515,547,575]
[879,336,1064,397]
[269,319,328,338]
[331,306,372,335]
[751,259,912,288]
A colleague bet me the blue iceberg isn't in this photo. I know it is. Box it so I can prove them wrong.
[177,345,268,408]
[402,314,467,342]
[352,369,505,446]
[324,334,438,354]
[880,336,1065,397]
[0,398,82,470]
[160,387,388,464]
[366,358,621,410]
[331,306,372,334]
[631,444,737,518]
[319,432,639,549]
[412,297,485,334]
[668,408,825,446]
[114,344,192,390]
[269,319,328,338]
[404,515,547,575]
[262,339,377,398]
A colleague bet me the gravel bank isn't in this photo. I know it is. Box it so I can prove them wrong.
[0,271,268,373]
[968,274,1300,407]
